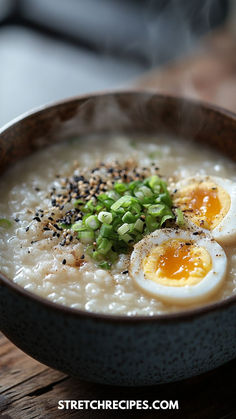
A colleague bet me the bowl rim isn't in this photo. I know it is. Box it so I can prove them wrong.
[0,89,236,324]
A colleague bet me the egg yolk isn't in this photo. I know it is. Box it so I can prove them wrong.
[187,187,221,225]
[142,239,212,287]
[158,241,197,280]
[173,181,230,229]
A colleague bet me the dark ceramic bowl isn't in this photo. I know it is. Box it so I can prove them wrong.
[0,91,236,386]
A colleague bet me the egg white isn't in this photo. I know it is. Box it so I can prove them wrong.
[173,175,236,245]
[129,229,227,305]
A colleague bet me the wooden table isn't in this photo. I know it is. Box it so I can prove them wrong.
[1,333,236,418]
[1,27,236,418]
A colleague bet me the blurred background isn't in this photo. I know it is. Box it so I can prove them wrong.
[0,0,235,127]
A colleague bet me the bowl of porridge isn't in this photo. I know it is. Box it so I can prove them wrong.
[0,91,235,385]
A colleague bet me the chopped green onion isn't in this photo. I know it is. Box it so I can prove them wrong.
[160,214,174,226]
[176,208,185,226]
[98,261,111,270]
[85,245,94,257]
[107,190,120,200]
[117,223,130,235]
[92,251,104,262]
[134,190,144,200]
[115,207,125,215]
[85,215,100,230]
[103,199,114,209]
[139,185,153,197]
[107,249,119,263]
[120,233,133,243]
[114,182,128,194]
[147,204,165,217]
[128,180,142,191]
[100,223,113,238]
[146,215,159,232]
[122,211,137,223]
[73,199,84,208]
[134,219,144,232]
[0,218,12,228]
[155,192,171,206]
[78,230,94,244]
[71,221,83,231]
[97,193,108,202]
[95,204,104,212]
[84,200,95,212]
[59,223,72,229]
[131,202,141,215]
[148,175,162,191]
[97,238,112,255]
[98,211,113,224]
[111,195,134,211]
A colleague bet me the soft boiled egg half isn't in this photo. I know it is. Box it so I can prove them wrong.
[129,229,227,305]
[172,175,236,245]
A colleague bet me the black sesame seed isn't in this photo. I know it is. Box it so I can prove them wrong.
[53,224,62,231]
[62,259,66,265]
[33,216,41,222]
[122,270,128,274]
[15,218,20,222]
[74,175,84,182]
[81,254,85,259]
[26,227,29,232]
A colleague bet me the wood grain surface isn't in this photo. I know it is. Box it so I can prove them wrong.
[1,333,236,419]
[1,26,236,419]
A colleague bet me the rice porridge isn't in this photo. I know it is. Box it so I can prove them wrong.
[0,135,235,315]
